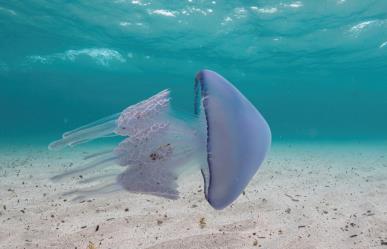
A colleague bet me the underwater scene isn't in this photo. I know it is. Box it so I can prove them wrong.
[1,0,387,248]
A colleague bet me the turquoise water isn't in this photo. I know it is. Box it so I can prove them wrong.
[1,0,387,142]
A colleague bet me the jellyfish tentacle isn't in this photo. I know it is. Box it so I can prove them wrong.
[64,183,122,201]
[78,173,118,184]
[83,149,113,160]
[63,113,120,138]
[51,153,119,181]
[48,118,118,150]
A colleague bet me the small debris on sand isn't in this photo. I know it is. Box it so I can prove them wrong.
[199,217,206,229]
[285,194,299,202]
[87,241,96,249]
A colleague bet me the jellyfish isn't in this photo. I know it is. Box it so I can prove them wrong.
[49,70,271,209]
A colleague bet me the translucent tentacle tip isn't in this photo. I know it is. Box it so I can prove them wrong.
[49,70,271,210]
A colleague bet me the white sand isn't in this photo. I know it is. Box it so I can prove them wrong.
[1,142,387,249]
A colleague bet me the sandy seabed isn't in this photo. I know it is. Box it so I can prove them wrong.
[0,142,387,249]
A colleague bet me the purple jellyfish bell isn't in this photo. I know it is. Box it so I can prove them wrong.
[195,70,271,209]
[48,70,271,210]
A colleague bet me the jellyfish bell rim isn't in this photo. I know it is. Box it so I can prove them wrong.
[195,69,271,210]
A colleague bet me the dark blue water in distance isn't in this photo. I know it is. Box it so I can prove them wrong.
[1,0,387,143]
